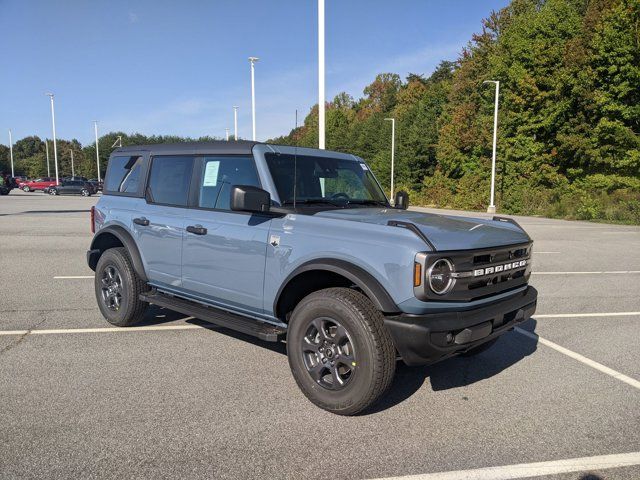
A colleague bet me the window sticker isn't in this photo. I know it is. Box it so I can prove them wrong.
[360,163,369,171]
[203,161,220,186]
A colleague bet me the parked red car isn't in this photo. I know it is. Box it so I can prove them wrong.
[20,177,58,192]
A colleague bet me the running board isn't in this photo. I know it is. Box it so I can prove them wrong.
[139,291,286,342]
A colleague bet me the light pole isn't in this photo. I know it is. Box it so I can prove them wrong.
[318,0,325,149]
[233,106,238,141]
[94,121,101,182]
[384,118,395,201]
[483,80,499,214]
[8,129,14,177]
[225,128,229,141]
[46,93,59,185]
[249,57,259,141]
[70,149,75,177]
[44,139,50,177]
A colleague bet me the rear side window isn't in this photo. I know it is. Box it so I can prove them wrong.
[147,156,195,207]
[105,156,144,194]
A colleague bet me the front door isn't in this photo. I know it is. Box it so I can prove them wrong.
[181,155,271,316]
[132,155,195,289]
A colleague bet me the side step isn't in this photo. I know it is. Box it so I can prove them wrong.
[139,291,286,342]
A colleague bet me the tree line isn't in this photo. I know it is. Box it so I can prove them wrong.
[1,0,637,223]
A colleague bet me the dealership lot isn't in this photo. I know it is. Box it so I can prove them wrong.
[1,190,639,479]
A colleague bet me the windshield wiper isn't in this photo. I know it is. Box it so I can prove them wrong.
[283,198,344,207]
[347,199,389,207]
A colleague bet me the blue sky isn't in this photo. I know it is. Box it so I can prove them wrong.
[0,0,509,146]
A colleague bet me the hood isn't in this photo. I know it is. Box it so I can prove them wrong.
[314,208,530,251]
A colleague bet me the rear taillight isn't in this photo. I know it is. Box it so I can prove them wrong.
[90,206,95,234]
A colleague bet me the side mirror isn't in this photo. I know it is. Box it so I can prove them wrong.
[230,185,271,213]
[394,190,409,210]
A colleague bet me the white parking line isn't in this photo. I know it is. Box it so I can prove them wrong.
[53,275,94,279]
[369,451,640,480]
[532,270,640,275]
[0,323,204,336]
[533,251,560,254]
[515,327,640,390]
[536,311,640,318]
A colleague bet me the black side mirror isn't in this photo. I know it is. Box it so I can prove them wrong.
[394,190,409,210]
[230,185,271,213]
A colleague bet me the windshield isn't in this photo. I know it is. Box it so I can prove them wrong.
[265,153,388,207]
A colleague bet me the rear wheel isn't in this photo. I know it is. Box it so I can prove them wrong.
[287,288,396,415]
[49,188,57,195]
[23,186,30,192]
[81,188,90,196]
[95,247,148,326]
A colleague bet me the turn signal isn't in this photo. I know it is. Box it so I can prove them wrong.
[413,262,422,287]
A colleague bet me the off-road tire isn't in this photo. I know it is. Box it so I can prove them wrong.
[461,337,499,357]
[95,247,148,326]
[287,288,396,415]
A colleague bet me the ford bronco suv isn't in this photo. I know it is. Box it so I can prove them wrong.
[87,141,537,415]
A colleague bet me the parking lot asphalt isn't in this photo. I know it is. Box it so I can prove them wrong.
[1,190,639,480]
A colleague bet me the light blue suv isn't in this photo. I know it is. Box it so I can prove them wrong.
[88,141,537,415]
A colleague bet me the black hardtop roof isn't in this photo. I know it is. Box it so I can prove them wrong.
[113,140,260,156]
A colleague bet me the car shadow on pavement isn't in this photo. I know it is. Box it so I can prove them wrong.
[368,320,539,414]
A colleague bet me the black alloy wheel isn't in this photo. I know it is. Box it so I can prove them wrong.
[100,265,123,311]
[302,317,356,390]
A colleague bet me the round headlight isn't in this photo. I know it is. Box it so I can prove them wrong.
[428,258,455,295]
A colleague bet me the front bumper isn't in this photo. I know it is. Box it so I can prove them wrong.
[384,286,537,366]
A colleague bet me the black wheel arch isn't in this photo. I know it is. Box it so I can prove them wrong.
[87,225,148,282]
[274,259,400,320]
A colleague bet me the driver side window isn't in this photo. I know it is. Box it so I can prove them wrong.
[197,156,261,211]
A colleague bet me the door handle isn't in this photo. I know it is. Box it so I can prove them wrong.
[133,217,150,226]
[186,225,207,235]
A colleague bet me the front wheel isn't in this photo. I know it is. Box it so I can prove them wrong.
[23,186,30,192]
[81,188,90,196]
[49,188,57,195]
[287,288,396,415]
[95,247,148,326]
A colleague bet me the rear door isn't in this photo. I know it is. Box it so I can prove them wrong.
[132,155,195,289]
[181,155,271,315]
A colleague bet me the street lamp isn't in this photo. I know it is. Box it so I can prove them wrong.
[94,121,101,182]
[318,0,325,149]
[225,128,229,141]
[483,80,500,214]
[8,129,14,177]
[46,93,60,185]
[384,118,395,201]
[44,139,50,177]
[233,106,239,141]
[70,149,75,177]
[248,57,259,141]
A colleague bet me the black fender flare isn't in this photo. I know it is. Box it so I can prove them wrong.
[88,225,148,282]
[274,258,400,314]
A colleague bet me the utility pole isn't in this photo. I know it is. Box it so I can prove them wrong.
[45,139,50,177]
[70,149,75,177]
[233,106,239,141]
[225,128,229,141]
[94,121,101,182]
[46,93,60,185]
[318,0,325,149]
[384,118,395,201]
[483,80,500,214]
[249,57,259,141]
[8,129,14,177]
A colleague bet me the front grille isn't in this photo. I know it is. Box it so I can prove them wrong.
[415,242,532,302]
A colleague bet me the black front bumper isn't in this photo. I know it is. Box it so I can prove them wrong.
[384,286,537,366]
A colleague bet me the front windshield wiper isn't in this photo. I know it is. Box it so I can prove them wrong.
[282,198,344,207]
[347,199,389,207]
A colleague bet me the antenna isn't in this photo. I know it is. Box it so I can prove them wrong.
[293,109,298,209]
